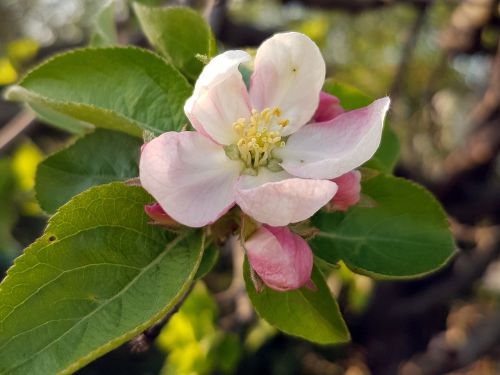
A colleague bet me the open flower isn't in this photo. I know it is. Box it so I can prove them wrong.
[140,32,390,228]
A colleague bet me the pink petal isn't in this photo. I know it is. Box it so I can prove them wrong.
[330,170,361,211]
[184,50,251,145]
[245,225,313,291]
[139,131,242,227]
[249,32,325,136]
[144,203,179,226]
[277,97,390,179]
[313,91,345,122]
[235,169,337,226]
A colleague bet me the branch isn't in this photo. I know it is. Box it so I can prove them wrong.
[389,2,429,99]
[400,309,500,375]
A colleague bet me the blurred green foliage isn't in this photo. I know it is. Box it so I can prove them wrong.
[158,282,241,375]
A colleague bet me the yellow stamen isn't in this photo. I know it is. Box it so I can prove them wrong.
[228,107,289,170]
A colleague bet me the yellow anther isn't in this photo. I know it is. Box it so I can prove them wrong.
[279,119,289,127]
[230,107,288,169]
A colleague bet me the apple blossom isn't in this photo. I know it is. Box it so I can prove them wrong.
[144,202,179,226]
[139,32,390,228]
[330,170,362,211]
[245,225,313,291]
[313,91,345,122]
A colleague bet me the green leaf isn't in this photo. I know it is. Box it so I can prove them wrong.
[323,79,400,173]
[89,0,118,47]
[133,3,216,81]
[311,174,455,278]
[323,79,371,110]
[244,262,350,345]
[0,183,205,374]
[194,242,219,280]
[35,129,142,214]
[28,102,93,135]
[4,47,192,137]
[364,125,400,173]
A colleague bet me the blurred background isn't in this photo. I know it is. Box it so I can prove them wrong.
[0,0,499,374]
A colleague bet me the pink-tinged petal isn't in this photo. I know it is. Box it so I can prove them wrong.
[313,91,345,122]
[277,97,390,179]
[185,50,251,145]
[245,225,313,291]
[249,32,325,135]
[330,170,361,211]
[144,203,179,226]
[235,169,337,226]
[140,131,242,227]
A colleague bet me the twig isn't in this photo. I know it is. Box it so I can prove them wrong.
[389,2,429,99]
[400,309,500,375]
[0,109,35,152]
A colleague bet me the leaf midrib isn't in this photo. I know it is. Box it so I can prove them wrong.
[1,232,187,374]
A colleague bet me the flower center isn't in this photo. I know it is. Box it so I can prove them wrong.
[225,107,288,173]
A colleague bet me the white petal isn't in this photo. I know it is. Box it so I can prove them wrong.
[277,97,391,179]
[140,131,243,227]
[235,169,337,226]
[249,32,325,135]
[185,50,251,145]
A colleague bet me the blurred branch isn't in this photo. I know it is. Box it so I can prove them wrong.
[204,0,276,46]
[390,2,429,99]
[437,39,500,192]
[400,308,500,375]
[281,0,440,13]
[439,0,498,54]
[0,109,35,152]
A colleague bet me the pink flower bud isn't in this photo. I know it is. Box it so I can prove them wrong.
[144,203,179,226]
[245,225,313,291]
[330,170,361,211]
[313,91,345,122]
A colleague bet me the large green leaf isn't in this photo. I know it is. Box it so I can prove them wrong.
[323,79,400,173]
[311,174,455,278]
[0,183,205,375]
[133,3,216,81]
[35,129,142,214]
[245,262,350,345]
[4,47,192,137]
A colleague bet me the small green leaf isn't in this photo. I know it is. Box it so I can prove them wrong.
[323,79,371,110]
[0,183,205,374]
[364,125,400,173]
[35,129,142,214]
[4,47,192,136]
[244,262,350,345]
[311,174,455,278]
[133,3,216,81]
[323,79,400,173]
[89,0,118,47]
